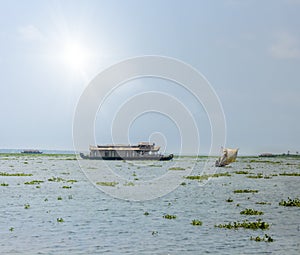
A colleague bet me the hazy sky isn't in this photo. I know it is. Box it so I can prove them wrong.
[0,0,299,155]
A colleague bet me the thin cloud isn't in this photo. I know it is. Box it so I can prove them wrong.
[18,24,45,42]
[269,32,300,59]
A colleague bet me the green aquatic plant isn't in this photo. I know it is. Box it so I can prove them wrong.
[1,183,9,186]
[57,196,62,200]
[233,189,259,193]
[169,167,185,171]
[279,172,300,176]
[180,182,187,186]
[279,197,300,207]
[226,198,233,202]
[57,218,64,223]
[62,186,72,189]
[0,172,32,176]
[215,219,269,230]
[24,203,30,209]
[250,234,274,242]
[250,160,281,164]
[48,177,65,182]
[24,180,44,185]
[191,219,202,226]
[163,214,177,219]
[234,170,249,174]
[96,181,118,187]
[66,179,78,183]
[9,227,14,232]
[255,202,271,205]
[144,211,149,216]
[240,208,264,215]
[186,172,231,181]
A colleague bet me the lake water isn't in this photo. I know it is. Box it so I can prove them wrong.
[0,154,299,254]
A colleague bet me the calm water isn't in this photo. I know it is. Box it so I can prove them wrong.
[0,154,299,254]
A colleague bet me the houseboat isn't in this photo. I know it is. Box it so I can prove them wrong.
[80,142,173,161]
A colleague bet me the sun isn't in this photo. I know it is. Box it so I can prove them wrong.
[62,40,91,71]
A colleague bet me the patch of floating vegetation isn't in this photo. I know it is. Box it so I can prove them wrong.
[0,172,32,176]
[48,177,65,182]
[279,197,300,207]
[215,219,269,230]
[124,182,135,186]
[148,164,163,167]
[96,181,118,187]
[191,219,202,226]
[24,203,30,209]
[279,172,300,176]
[62,186,72,189]
[163,214,177,219]
[233,189,259,193]
[144,211,149,216]
[255,202,271,205]
[24,180,44,185]
[250,234,274,242]
[169,167,185,171]
[240,208,264,215]
[180,182,187,186]
[1,183,9,186]
[57,218,64,223]
[9,227,14,232]
[186,172,231,181]
[226,198,233,202]
[57,196,62,200]
[234,170,249,174]
[250,159,281,164]
[66,180,77,183]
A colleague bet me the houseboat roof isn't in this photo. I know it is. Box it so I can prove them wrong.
[90,142,160,151]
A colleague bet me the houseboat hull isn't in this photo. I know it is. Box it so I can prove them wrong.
[79,153,173,161]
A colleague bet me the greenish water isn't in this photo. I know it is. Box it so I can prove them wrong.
[0,154,299,254]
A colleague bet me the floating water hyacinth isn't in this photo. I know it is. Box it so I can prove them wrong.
[233,189,259,193]
[279,197,300,207]
[24,180,44,185]
[279,172,300,176]
[215,219,269,230]
[240,208,264,215]
[168,167,185,171]
[0,172,32,176]
[250,234,274,242]
[163,214,177,219]
[96,182,118,187]
[191,219,202,226]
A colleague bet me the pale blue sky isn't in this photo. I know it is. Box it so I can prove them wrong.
[0,0,299,155]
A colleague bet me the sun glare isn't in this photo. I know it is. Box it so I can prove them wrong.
[62,41,91,71]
